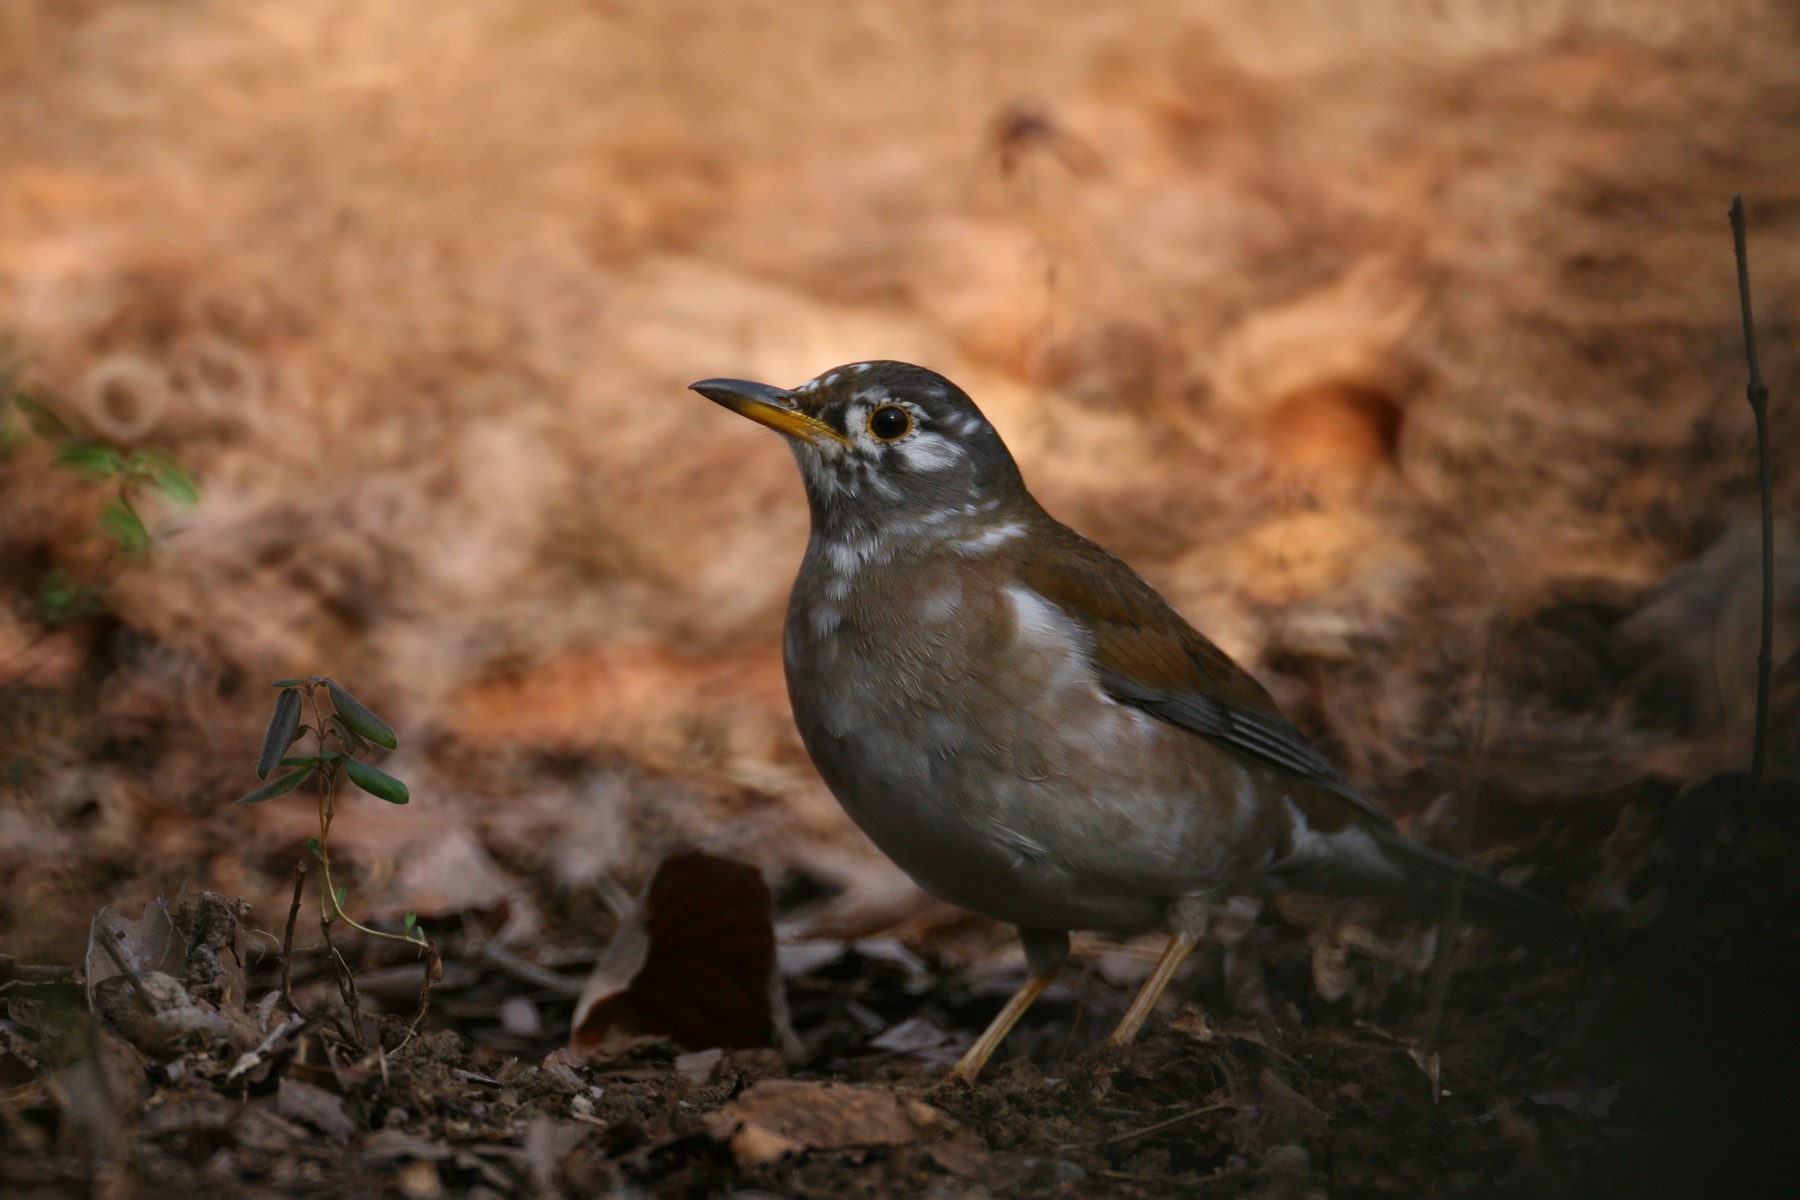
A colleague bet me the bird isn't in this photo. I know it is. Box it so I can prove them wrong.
[690,361,1574,1083]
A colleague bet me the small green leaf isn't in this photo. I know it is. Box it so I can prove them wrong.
[333,885,348,910]
[54,441,124,479]
[325,679,397,749]
[98,498,152,558]
[403,912,418,933]
[326,713,369,754]
[279,750,341,767]
[125,447,200,505]
[304,837,323,861]
[234,767,311,805]
[15,395,75,441]
[344,757,409,804]
[35,569,106,627]
[256,688,304,779]
[271,678,303,687]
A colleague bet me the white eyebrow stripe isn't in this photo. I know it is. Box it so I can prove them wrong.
[897,433,963,471]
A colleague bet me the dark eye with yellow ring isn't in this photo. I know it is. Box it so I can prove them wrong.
[867,405,913,441]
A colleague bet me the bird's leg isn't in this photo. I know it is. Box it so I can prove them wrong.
[950,928,1067,1085]
[949,969,1056,1084]
[1108,898,1209,1045]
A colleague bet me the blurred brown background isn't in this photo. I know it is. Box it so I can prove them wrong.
[2,0,1797,965]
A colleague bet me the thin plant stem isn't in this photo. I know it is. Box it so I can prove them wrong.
[1728,195,1774,786]
[302,684,429,951]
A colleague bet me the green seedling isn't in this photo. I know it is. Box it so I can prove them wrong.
[238,676,436,1043]
[53,441,199,561]
[35,569,106,628]
[4,388,199,627]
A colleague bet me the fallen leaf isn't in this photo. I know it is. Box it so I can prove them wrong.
[925,1131,991,1178]
[394,829,518,917]
[224,1015,308,1085]
[272,1078,355,1143]
[1531,1086,1619,1118]
[394,1160,444,1200]
[1169,1004,1216,1042]
[1407,1048,1442,1103]
[524,1118,589,1193]
[91,970,230,1053]
[702,1080,944,1166]
[1256,1069,1329,1141]
[571,852,780,1054]
[362,1130,456,1162]
[674,1047,725,1083]
[86,896,184,999]
[777,940,847,977]
[1309,935,1354,1004]
[870,1016,952,1054]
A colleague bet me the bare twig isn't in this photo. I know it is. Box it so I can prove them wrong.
[224,1014,309,1085]
[473,942,583,995]
[1728,195,1775,786]
[319,914,364,1050]
[1424,629,1496,1044]
[281,860,308,1016]
[1061,1103,1231,1151]
[93,928,160,1017]
[391,945,443,1056]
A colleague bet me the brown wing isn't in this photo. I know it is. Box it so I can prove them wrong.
[1014,522,1393,833]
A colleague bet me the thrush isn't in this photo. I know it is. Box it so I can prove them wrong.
[691,361,1573,1083]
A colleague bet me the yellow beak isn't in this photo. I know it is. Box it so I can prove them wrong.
[690,378,850,447]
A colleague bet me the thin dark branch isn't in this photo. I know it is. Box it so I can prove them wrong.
[319,915,365,1051]
[93,928,160,1017]
[387,942,439,1057]
[472,942,584,996]
[280,860,308,1016]
[1729,195,1774,785]
[1425,628,1495,1044]
[1061,1103,1232,1151]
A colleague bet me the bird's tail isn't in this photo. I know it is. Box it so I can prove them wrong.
[1374,832,1579,949]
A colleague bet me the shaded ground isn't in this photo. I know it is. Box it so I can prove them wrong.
[4,1,1800,1196]
[3,770,1798,1198]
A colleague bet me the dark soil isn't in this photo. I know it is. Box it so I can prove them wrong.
[4,785,1795,1199]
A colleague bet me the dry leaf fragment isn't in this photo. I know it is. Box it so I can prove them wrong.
[674,1047,725,1083]
[1168,1003,1216,1043]
[1407,1047,1443,1102]
[362,1130,456,1162]
[925,1132,991,1179]
[1309,935,1355,1004]
[224,1014,308,1084]
[1256,1069,1329,1141]
[272,1078,355,1144]
[570,851,781,1055]
[85,897,184,998]
[702,1080,944,1166]
[1531,1086,1619,1118]
[870,1016,953,1054]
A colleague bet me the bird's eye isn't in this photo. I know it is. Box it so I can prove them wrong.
[867,405,913,441]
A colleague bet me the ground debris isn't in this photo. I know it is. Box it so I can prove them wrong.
[702,1079,946,1165]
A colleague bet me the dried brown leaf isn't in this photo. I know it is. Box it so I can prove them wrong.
[571,851,779,1054]
[702,1080,944,1166]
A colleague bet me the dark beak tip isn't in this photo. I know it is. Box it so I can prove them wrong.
[689,377,794,407]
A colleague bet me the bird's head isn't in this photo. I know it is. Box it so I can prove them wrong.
[691,361,1031,551]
